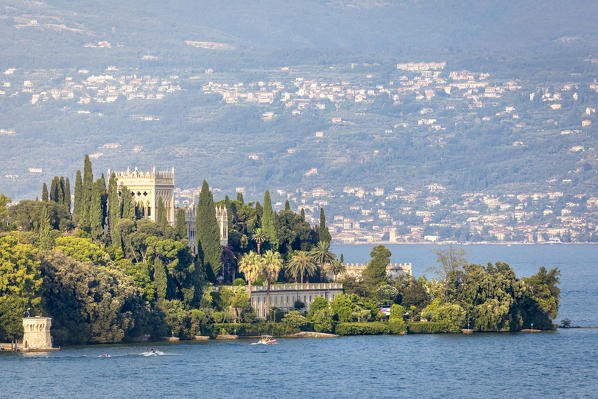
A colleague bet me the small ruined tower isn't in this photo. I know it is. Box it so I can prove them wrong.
[22,317,54,350]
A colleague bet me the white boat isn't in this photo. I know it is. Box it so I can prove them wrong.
[255,335,277,345]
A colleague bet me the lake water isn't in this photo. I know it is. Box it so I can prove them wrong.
[1,244,597,398]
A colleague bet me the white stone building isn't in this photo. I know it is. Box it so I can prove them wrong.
[113,167,175,225]
[250,283,343,319]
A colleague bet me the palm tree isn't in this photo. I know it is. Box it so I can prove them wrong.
[252,228,267,254]
[286,251,317,284]
[262,250,283,321]
[238,251,262,300]
[309,241,336,280]
[327,259,346,281]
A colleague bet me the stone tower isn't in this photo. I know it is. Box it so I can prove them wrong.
[215,205,229,246]
[22,317,54,350]
[113,167,175,226]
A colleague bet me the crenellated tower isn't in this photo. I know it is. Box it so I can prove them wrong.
[112,167,175,226]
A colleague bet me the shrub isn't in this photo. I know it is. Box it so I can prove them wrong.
[233,278,246,286]
[282,311,307,333]
[388,319,407,334]
[335,322,389,335]
[407,321,448,334]
[313,308,334,333]
[389,304,406,321]
[212,323,253,336]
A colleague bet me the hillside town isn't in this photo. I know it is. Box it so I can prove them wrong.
[2,60,597,243]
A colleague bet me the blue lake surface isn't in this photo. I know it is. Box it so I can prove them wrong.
[1,244,597,398]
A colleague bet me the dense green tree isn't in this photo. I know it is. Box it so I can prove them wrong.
[0,194,10,231]
[73,170,83,224]
[42,183,49,202]
[285,200,291,211]
[306,296,329,320]
[153,257,168,302]
[236,192,244,203]
[64,177,71,211]
[262,190,277,248]
[328,259,345,281]
[90,177,106,241]
[8,200,72,232]
[145,236,200,306]
[238,251,262,299]
[54,236,110,266]
[275,210,318,257]
[282,310,307,332]
[175,208,187,239]
[59,176,66,206]
[40,251,150,345]
[81,155,94,230]
[421,298,466,332]
[318,208,332,244]
[331,293,355,322]
[300,208,305,220]
[50,176,58,202]
[39,204,53,251]
[309,240,336,280]
[363,245,391,288]
[0,235,42,341]
[121,186,135,221]
[157,197,168,229]
[252,227,267,254]
[286,250,317,283]
[262,250,283,320]
[107,173,120,247]
[224,195,233,232]
[195,180,222,279]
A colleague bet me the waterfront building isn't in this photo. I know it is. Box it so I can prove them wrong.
[22,317,54,350]
[250,283,343,319]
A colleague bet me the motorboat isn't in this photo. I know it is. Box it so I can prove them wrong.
[256,335,277,345]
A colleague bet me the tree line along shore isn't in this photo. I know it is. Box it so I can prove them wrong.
[0,156,560,345]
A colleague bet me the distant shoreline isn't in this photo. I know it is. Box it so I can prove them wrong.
[334,241,597,245]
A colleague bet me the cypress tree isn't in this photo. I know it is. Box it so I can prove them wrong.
[236,192,244,204]
[195,180,222,279]
[255,202,263,219]
[50,177,58,202]
[121,186,135,220]
[65,177,71,211]
[175,208,187,239]
[285,200,291,211]
[319,208,332,244]
[39,204,53,250]
[153,258,168,302]
[157,197,168,229]
[300,208,305,220]
[262,190,277,248]
[58,176,66,206]
[224,195,233,231]
[73,170,83,222]
[81,155,94,230]
[42,183,49,202]
[90,178,105,240]
[107,172,120,245]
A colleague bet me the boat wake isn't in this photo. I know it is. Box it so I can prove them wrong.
[141,350,166,356]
